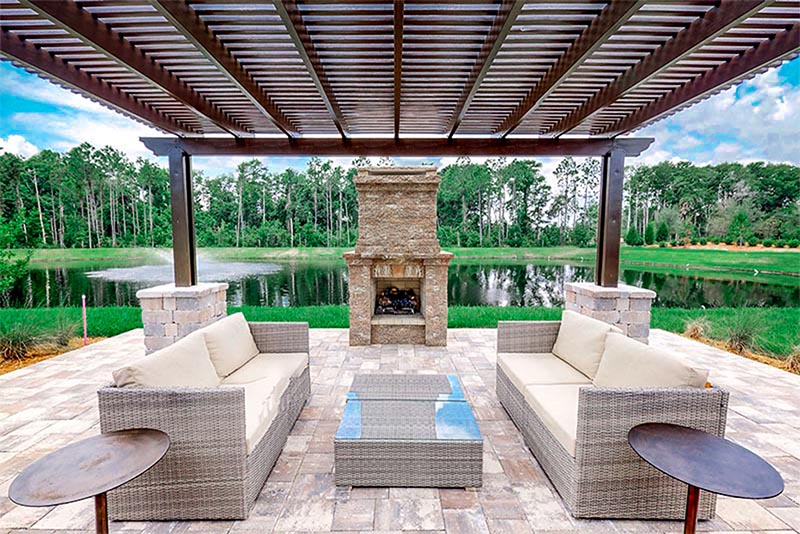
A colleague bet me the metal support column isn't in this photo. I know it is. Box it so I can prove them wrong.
[595,148,625,287]
[167,148,197,286]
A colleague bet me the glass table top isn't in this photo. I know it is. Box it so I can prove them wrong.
[336,374,482,442]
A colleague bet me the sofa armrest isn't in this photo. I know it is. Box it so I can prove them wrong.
[575,386,729,463]
[497,321,560,353]
[98,386,248,478]
[249,322,309,354]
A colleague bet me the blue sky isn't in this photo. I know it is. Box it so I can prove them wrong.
[1,57,799,181]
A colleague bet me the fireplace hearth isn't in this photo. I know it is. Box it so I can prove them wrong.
[344,166,452,346]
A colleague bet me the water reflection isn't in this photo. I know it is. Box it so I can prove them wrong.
[7,260,799,309]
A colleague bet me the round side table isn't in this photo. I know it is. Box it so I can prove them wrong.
[9,429,169,534]
[629,423,784,534]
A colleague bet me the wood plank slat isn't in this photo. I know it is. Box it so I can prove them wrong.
[148,0,298,137]
[603,23,800,136]
[493,0,646,138]
[0,28,193,135]
[272,0,349,138]
[19,0,249,136]
[542,0,774,137]
[394,0,403,139]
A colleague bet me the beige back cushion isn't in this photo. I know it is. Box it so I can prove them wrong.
[594,332,709,388]
[113,332,220,388]
[202,312,259,377]
[551,310,621,379]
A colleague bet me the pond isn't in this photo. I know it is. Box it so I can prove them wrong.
[7,258,799,309]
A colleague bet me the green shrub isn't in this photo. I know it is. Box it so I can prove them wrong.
[658,241,666,248]
[0,322,42,361]
[50,313,80,346]
[670,239,679,247]
[774,239,786,248]
[747,238,759,247]
[762,239,774,248]
[684,317,711,340]
[690,238,698,245]
[655,221,670,243]
[699,238,707,245]
[725,311,763,354]
[788,239,800,248]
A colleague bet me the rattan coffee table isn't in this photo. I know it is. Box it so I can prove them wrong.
[334,374,483,488]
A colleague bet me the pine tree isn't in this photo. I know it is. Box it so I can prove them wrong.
[644,222,655,245]
[656,221,669,242]
[625,225,643,246]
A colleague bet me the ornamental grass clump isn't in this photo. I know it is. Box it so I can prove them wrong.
[724,311,763,355]
[786,346,800,375]
[51,313,79,347]
[0,322,42,361]
[684,317,711,340]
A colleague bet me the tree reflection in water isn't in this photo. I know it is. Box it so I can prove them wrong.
[10,261,800,309]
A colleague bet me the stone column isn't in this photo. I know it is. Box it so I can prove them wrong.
[564,282,656,344]
[137,282,228,353]
[423,253,453,347]
[344,253,373,346]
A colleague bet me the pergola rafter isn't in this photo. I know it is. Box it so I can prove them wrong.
[0,28,192,136]
[542,0,774,138]
[445,0,523,139]
[272,0,349,139]
[603,24,800,136]
[393,0,403,140]
[148,0,299,138]
[18,0,252,138]
[493,0,645,139]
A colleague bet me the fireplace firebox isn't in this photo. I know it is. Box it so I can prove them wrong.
[344,167,452,346]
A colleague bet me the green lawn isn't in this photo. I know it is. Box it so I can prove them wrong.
[20,246,800,276]
[2,305,797,358]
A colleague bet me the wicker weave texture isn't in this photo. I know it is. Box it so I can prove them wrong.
[335,440,483,487]
[495,321,730,519]
[98,322,310,520]
[497,321,560,353]
[249,321,309,353]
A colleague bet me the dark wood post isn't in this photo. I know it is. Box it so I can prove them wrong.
[167,147,197,286]
[595,147,625,287]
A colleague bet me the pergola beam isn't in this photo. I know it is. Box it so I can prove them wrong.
[446,0,524,138]
[543,0,773,138]
[273,0,349,138]
[0,29,192,136]
[140,137,654,158]
[148,0,299,138]
[493,0,644,138]
[602,24,800,136]
[20,0,251,137]
[393,0,404,140]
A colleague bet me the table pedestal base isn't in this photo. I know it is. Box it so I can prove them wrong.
[684,485,699,534]
[95,493,108,534]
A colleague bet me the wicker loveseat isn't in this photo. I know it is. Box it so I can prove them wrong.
[496,311,729,519]
[98,313,310,520]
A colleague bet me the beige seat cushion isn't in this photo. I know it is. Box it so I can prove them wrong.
[552,310,621,379]
[594,333,709,388]
[113,332,220,388]
[497,352,590,392]
[523,383,587,456]
[226,352,308,383]
[201,313,259,377]
[222,366,288,454]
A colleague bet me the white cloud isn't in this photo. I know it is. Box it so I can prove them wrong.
[0,134,39,158]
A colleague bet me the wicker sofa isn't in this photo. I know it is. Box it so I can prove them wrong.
[98,313,310,520]
[496,311,729,519]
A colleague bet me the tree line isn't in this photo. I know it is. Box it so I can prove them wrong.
[1,143,798,250]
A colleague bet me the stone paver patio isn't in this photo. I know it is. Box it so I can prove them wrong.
[1,328,798,534]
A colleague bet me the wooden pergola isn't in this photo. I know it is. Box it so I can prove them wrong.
[2,1,798,288]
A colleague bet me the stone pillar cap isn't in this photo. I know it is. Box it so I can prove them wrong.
[564,282,656,299]
[136,282,229,299]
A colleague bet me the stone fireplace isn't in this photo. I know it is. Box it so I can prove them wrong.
[344,166,452,346]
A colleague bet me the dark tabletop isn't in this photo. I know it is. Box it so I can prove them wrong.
[628,423,784,500]
[9,429,170,507]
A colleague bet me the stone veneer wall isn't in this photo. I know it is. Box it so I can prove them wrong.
[564,282,656,344]
[137,282,228,353]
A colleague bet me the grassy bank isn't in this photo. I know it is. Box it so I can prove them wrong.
[20,246,800,276]
[1,305,797,358]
